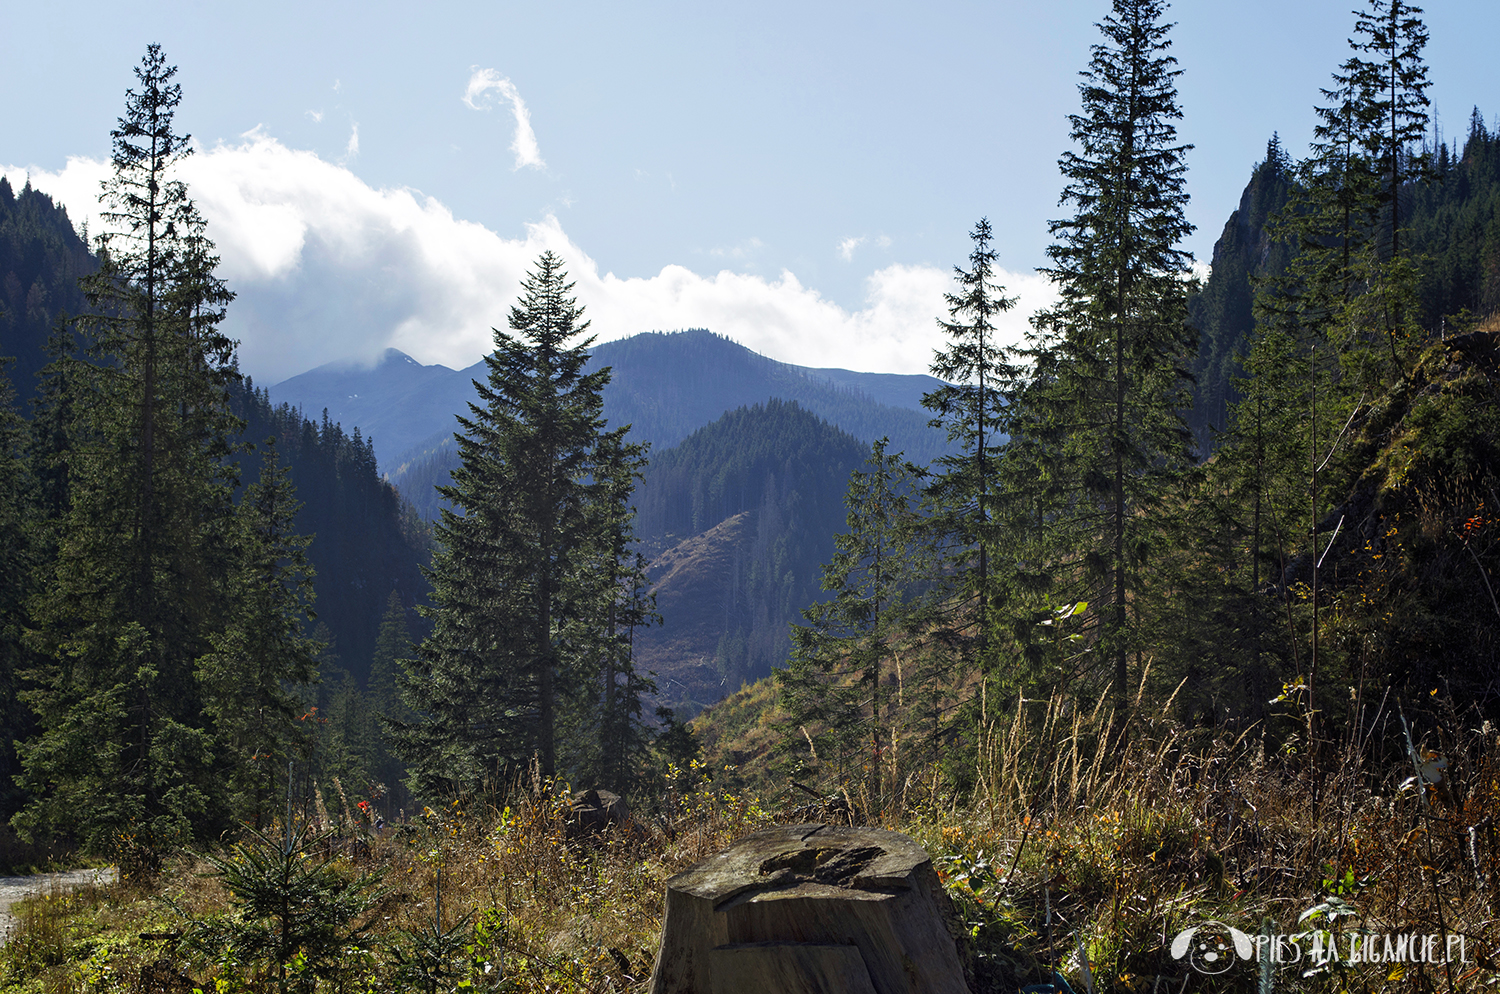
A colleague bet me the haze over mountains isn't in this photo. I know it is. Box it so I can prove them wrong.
[263,328,952,717]
[2,179,953,721]
[16,121,1500,727]
[266,329,953,477]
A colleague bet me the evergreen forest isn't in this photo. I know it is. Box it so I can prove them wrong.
[2,2,1500,991]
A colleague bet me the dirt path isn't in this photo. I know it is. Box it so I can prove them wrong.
[0,867,117,942]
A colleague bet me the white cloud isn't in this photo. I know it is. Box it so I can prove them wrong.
[875,235,893,248]
[1,159,108,246]
[344,123,360,160]
[462,68,544,171]
[838,236,865,261]
[306,109,324,123]
[5,136,1054,385]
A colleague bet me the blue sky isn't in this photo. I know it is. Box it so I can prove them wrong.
[4,1,1497,382]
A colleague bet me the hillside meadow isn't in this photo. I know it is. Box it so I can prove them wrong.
[3,679,1497,993]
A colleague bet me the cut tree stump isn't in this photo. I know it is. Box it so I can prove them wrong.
[568,788,629,836]
[648,823,972,994]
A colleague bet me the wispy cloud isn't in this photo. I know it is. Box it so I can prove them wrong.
[4,136,1053,385]
[462,68,544,171]
[343,123,360,161]
[839,235,892,260]
[708,237,764,261]
[306,109,324,124]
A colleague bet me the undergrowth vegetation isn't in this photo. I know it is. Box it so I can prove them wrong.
[0,761,771,994]
[913,690,1500,992]
[3,690,1498,993]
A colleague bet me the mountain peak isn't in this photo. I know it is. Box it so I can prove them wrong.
[270,330,950,471]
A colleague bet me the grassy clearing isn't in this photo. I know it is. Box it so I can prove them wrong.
[3,696,1498,993]
[906,693,1500,992]
[0,764,774,994]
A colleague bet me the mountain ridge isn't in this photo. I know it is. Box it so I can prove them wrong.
[267,329,951,477]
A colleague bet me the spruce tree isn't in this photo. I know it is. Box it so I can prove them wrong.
[299,624,376,809]
[777,438,928,809]
[1021,0,1196,713]
[1352,0,1431,266]
[197,440,318,829]
[397,252,634,793]
[368,591,413,813]
[26,319,86,544]
[1239,2,1433,739]
[585,428,657,790]
[921,219,1018,672]
[0,361,38,819]
[15,46,305,853]
[1266,0,1431,388]
[369,591,412,722]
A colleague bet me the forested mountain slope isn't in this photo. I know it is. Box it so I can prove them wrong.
[587,330,946,459]
[275,330,945,473]
[1188,116,1500,454]
[377,330,948,521]
[0,177,95,392]
[1186,139,1295,452]
[1409,113,1500,321]
[0,193,430,688]
[1305,328,1500,703]
[631,400,869,717]
[258,350,472,471]
[233,382,431,684]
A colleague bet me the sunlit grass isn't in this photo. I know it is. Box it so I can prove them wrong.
[3,703,1498,992]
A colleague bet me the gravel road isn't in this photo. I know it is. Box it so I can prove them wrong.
[0,867,118,942]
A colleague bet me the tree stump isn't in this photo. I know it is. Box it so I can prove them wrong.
[568,788,629,836]
[648,823,972,994]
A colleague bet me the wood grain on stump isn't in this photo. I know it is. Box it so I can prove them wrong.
[649,824,971,994]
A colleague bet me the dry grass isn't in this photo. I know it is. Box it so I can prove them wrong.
[3,699,1498,993]
[863,686,1500,992]
[0,873,178,994]
[0,762,773,994]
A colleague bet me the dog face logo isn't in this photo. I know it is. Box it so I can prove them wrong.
[1169,921,1255,974]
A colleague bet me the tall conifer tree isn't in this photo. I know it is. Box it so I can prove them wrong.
[368,591,414,813]
[397,252,644,793]
[1242,1,1432,738]
[17,47,310,853]
[1022,0,1196,713]
[197,441,319,829]
[585,428,657,789]
[1265,1,1431,388]
[0,361,37,818]
[778,438,929,808]
[922,219,1018,671]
